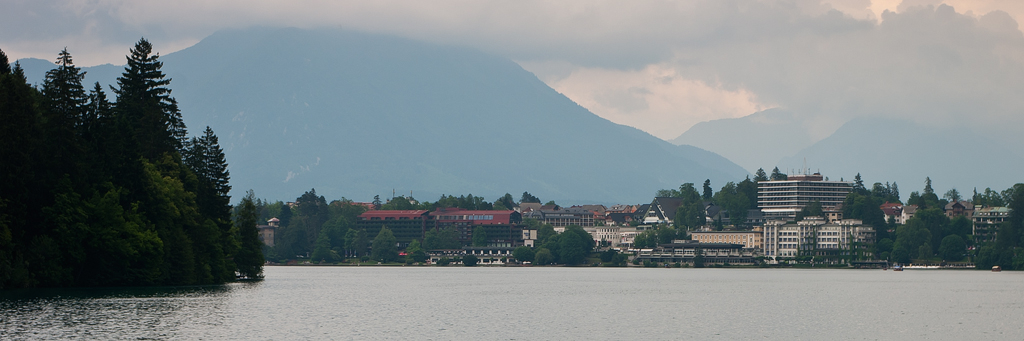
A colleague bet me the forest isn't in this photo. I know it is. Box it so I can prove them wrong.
[253,190,554,263]
[0,42,263,289]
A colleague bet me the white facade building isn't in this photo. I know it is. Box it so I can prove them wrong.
[758,173,852,220]
[762,217,874,264]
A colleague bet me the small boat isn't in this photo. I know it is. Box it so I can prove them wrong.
[892,265,903,271]
[992,266,1001,272]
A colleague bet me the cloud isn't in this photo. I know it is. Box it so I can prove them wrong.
[530,63,769,139]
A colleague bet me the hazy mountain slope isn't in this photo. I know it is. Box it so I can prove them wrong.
[29,27,746,204]
[778,118,1023,195]
[670,108,818,172]
[17,57,121,90]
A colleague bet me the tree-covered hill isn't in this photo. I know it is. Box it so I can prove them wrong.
[0,43,263,289]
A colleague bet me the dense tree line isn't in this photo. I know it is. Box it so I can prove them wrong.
[263,190,530,262]
[0,43,262,289]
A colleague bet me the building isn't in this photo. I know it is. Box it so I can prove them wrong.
[425,246,516,265]
[640,197,685,225]
[745,209,766,227]
[691,229,763,250]
[901,204,918,223]
[358,208,524,249]
[592,226,624,247]
[880,202,904,224]
[945,200,974,219]
[757,173,852,220]
[430,208,522,247]
[464,246,516,264]
[256,217,280,247]
[634,241,758,265]
[523,207,594,227]
[762,217,875,264]
[518,202,542,213]
[973,207,1010,243]
[606,212,635,226]
[632,204,651,223]
[356,210,432,248]
[522,229,538,247]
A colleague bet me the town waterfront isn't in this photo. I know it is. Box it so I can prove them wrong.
[2,266,1022,340]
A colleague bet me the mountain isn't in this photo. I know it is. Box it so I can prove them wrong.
[23,27,749,204]
[17,57,121,90]
[778,118,1024,195]
[670,108,823,172]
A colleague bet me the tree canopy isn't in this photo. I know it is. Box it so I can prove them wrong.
[0,43,261,288]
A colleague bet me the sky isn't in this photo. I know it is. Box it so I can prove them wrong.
[4,0,1024,141]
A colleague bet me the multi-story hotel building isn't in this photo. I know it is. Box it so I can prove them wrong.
[973,207,1010,243]
[762,217,874,264]
[691,229,763,250]
[758,173,852,220]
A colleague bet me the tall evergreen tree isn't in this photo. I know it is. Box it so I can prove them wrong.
[853,173,866,193]
[754,168,769,182]
[185,126,232,222]
[113,38,187,159]
[1,55,44,288]
[702,179,713,200]
[40,49,88,186]
[234,190,265,279]
[0,49,10,74]
[770,167,787,181]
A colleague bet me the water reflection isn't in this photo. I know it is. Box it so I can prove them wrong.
[0,283,258,340]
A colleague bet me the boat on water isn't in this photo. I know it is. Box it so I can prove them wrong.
[992,265,1002,272]
[892,265,903,271]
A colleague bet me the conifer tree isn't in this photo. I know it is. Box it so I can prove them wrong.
[702,179,713,200]
[40,49,88,184]
[754,168,768,182]
[0,51,44,289]
[0,49,9,74]
[234,190,265,279]
[113,38,187,159]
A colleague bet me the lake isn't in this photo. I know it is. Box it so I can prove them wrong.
[2,266,1022,340]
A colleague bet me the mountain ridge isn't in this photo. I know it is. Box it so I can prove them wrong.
[20,27,750,204]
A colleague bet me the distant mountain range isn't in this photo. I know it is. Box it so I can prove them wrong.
[778,118,1023,194]
[670,108,817,172]
[20,27,749,204]
[670,108,1023,195]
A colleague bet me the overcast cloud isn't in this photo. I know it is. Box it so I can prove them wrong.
[4,0,1024,141]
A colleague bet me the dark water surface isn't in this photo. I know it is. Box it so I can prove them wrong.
[2,266,1022,340]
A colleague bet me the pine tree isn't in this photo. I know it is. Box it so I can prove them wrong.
[770,167,787,181]
[0,49,10,74]
[0,53,45,288]
[40,49,88,185]
[754,168,768,182]
[185,126,232,221]
[234,190,265,279]
[702,179,713,200]
[42,49,87,129]
[113,38,187,159]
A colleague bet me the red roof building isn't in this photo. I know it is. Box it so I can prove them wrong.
[430,207,518,225]
[880,202,904,224]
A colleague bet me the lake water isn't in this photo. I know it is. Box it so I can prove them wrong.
[2,266,1022,340]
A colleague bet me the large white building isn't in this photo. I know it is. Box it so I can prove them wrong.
[758,173,852,220]
[973,207,1010,244]
[762,217,874,264]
